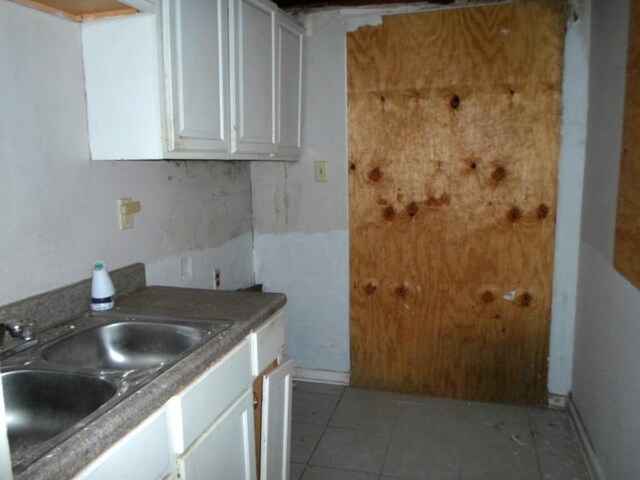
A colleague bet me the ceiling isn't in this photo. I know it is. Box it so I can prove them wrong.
[273,0,455,11]
[13,0,519,22]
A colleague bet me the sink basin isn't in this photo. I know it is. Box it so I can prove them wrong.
[2,370,117,453]
[2,314,232,472]
[42,321,211,370]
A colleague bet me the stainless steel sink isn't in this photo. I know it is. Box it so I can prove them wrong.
[1,312,233,473]
[2,370,117,454]
[42,321,210,370]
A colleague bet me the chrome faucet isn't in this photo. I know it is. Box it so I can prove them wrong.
[0,321,36,347]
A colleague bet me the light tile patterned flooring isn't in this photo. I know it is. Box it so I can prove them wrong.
[290,382,590,480]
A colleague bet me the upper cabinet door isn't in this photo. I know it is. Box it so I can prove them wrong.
[276,14,303,158]
[163,0,230,153]
[231,0,277,155]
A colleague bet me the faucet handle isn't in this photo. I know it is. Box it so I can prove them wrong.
[1,320,36,342]
[19,322,36,341]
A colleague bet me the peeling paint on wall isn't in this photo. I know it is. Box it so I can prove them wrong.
[147,232,255,290]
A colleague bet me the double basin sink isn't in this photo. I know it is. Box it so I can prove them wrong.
[1,312,232,473]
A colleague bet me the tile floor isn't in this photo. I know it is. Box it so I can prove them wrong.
[290,382,590,480]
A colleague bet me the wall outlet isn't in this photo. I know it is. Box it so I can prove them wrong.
[213,269,221,289]
[181,256,192,281]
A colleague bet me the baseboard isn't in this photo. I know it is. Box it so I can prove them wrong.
[548,393,569,408]
[293,368,350,386]
[567,399,606,480]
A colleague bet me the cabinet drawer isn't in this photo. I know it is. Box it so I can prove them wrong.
[250,310,285,377]
[169,339,252,453]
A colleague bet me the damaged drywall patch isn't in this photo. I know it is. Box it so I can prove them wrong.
[146,232,254,290]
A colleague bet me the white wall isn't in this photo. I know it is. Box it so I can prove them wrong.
[572,0,640,478]
[252,11,351,375]
[0,2,254,306]
[548,0,591,397]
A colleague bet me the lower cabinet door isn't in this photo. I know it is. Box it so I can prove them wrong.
[75,407,173,480]
[260,358,293,480]
[177,389,257,480]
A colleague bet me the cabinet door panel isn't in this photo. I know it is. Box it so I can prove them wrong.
[77,407,173,480]
[260,359,293,480]
[232,0,276,154]
[164,0,229,152]
[171,339,252,453]
[276,16,303,158]
[177,390,257,480]
[82,15,163,160]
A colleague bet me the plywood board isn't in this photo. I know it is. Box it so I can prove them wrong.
[348,1,564,404]
[615,0,640,289]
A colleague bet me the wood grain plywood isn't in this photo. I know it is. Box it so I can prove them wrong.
[615,0,640,289]
[348,1,564,404]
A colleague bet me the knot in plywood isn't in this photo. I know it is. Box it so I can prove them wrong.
[369,167,383,182]
[449,94,461,110]
[537,204,550,219]
[425,193,451,207]
[518,292,533,307]
[507,206,522,223]
[393,284,410,299]
[406,201,420,217]
[364,283,377,295]
[491,165,507,182]
[480,290,496,304]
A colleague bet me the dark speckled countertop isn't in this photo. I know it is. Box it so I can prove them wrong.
[15,286,286,480]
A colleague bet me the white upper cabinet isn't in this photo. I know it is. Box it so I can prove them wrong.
[276,13,303,158]
[163,0,230,153]
[82,0,303,161]
[231,0,277,155]
[82,14,165,160]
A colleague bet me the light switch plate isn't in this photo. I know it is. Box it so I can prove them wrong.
[315,161,328,182]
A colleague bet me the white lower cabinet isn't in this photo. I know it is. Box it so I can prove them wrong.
[169,339,253,452]
[177,390,256,480]
[74,310,289,480]
[75,407,174,480]
[260,359,293,480]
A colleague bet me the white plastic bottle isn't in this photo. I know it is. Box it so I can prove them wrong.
[91,261,115,311]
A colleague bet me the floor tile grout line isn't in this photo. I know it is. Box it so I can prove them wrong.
[299,463,384,477]
[293,390,345,398]
[292,381,346,398]
[526,407,545,480]
[301,384,346,470]
[378,397,402,477]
